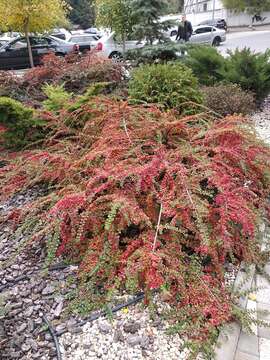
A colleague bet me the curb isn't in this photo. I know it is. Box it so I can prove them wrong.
[214,222,268,360]
[214,265,256,360]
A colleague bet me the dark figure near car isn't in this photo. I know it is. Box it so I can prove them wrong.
[252,14,267,23]
[176,15,193,42]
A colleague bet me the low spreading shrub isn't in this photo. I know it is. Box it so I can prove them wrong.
[202,83,256,116]
[43,84,73,112]
[223,48,270,103]
[1,98,269,356]
[125,42,190,65]
[128,63,203,113]
[0,97,47,149]
[184,45,226,86]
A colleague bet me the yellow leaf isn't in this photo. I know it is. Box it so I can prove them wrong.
[248,293,257,301]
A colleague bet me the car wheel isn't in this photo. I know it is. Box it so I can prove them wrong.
[212,37,221,47]
[170,30,177,37]
[109,52,123,62]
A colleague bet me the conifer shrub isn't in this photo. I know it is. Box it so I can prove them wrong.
[202,83,256,116]
[0,97,46,149]
[1,98,270,355]
[128,63,203,113]
[184,45,225,86]
[223,48,270,103]
[125,42,190,65]
[43,84,73,113]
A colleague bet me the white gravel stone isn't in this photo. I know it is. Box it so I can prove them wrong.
[59,299,188,360]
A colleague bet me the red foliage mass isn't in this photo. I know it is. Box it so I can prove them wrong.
[0,98,270,341]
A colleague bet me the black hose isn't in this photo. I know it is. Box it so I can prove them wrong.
[56,292,145,336]
[43,315,62,360]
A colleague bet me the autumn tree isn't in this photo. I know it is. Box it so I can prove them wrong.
[95,0,134,51]
[0,0,68,68]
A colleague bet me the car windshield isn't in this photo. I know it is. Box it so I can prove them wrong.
[49,36,67,44]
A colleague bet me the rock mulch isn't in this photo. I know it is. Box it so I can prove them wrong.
[252,98,270,144]
[60,305,189,360]
[0,190,81,360]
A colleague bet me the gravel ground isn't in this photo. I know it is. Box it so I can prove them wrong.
[253,98,270,145]
[0,100,269,360]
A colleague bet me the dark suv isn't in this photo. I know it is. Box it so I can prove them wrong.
[0,36,78,70]
[198,19,228,31]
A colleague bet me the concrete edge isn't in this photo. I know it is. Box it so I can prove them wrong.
[214,264,256,360]
[214,222,268,359]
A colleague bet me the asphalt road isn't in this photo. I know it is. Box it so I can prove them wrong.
[219,30,270,55]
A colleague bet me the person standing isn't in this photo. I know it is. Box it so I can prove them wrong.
[176,15,193,42]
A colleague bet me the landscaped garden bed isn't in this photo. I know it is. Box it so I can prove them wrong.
[0,47,270,360]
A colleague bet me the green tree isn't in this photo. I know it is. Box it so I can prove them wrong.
[167,0,184,13]
[95,0,134,51]
[68,0,95,29]
[0,0,68,68]
[222,0,270,16]
[130,0,170,44]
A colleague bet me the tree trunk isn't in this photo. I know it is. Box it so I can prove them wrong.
[24,25,34,68]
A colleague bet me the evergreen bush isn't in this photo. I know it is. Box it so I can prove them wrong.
[184,45,225,86]
[0,97,46,149]
[43,84,72,112]
[125,42,189,65]
[223,48,270,103]
[128,63,203,113]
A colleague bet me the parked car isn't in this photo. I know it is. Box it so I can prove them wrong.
[95,32,144,60]
[68,33,100,52]
[189,26,226,46]
[0,39,8,47]
[0,36,79,70]
[198,19,228,31]
[50,28,72,41]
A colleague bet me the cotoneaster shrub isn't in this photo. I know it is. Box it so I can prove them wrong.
[202,83,256,116]
[23,52,124,96]
[128,63,203,113]
[1,97,270,357]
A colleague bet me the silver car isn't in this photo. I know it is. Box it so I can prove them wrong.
[169,25,226,46]
[190,26,226,46]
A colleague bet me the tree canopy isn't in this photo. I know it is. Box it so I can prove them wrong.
[0,0,68,67]
[222,0,270,14]
[67,0,95,29]
[95,0,134,48]
[130,0,170,44]
[0,0,68,33]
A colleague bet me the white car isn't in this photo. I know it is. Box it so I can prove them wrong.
[95,32,144,60]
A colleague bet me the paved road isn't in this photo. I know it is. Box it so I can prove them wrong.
[219,30,270,55]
